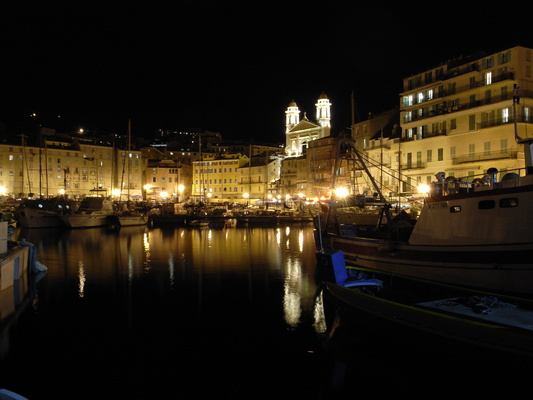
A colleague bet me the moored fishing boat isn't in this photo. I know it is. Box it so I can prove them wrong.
[59,197,114,228]
[317,250,533,357]
[15,197,73,229]
[315,137,533,297]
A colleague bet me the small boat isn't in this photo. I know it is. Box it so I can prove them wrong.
[187,219,210,228]
[107,202,148,228]
[59,197,114,229]
[107,212,147,228]
[317,250,533,357]
[235,209,313,226]
[316,136,533,297]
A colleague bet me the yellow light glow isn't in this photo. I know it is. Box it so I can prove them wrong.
[334,187,349,198]
[418,184,430,194]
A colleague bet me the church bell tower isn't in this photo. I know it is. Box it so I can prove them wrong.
[285,100,300,133]
[316,92,331,128]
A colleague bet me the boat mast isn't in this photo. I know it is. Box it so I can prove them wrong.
[331,137,393,224]
[513,84,533,172]
[127,119,131,201]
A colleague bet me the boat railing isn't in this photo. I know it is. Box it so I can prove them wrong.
[431,167,533,196]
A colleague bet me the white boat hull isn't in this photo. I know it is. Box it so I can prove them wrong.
[116,215,147,227]
[60,213,110,229]
[322,182,533,297]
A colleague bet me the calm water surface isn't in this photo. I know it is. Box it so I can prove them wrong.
[3,224,329,399]
[1,224,531,399]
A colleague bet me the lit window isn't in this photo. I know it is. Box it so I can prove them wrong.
[502,108,509,123]
[485,72,492,85]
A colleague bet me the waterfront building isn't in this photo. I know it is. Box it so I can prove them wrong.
[279,155,307,200]
[145,159,192,202]
[395,45,533,195]
[238,154,282,205]
[191,153,249,203]
[0,134,143,200]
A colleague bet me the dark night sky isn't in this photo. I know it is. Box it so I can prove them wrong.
[2,1,532,144]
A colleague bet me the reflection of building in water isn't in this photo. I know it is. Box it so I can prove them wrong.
[283,258,303,327]
[282,227,322,328]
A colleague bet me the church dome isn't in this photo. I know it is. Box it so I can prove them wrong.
[318,92,328,99]
[288,99,298,107]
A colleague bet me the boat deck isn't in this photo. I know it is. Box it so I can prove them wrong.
[416,297,533,331]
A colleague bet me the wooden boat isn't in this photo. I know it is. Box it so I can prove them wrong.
[316,137,533,297]
[59,197,114,228]
[318,250,533,357]
[15,197,73,228]
[107,212,147,227]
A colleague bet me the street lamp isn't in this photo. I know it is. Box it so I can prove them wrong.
[333,187,349,199]
[418,184,430,195]
[178,184,184,203]
[143,184,152,201]
[243,192,249,206]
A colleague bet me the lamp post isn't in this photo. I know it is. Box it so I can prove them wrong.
[178,184,184,203]
[143,184,152,202]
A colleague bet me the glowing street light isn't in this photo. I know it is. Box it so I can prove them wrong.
[418,184,430,195]
[178,184,184,202]
[333,187,349,198]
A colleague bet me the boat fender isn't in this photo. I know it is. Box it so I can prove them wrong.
[34,260,48,272]
[18,239,48,273]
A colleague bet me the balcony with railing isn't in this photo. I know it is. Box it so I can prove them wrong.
[402,72,516,111]
[452,149,518,164]
[400,161,427,170]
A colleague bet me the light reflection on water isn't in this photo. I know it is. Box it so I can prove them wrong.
[4,224,326,399]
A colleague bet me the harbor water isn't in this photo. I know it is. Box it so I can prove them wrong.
[1,224,531,399]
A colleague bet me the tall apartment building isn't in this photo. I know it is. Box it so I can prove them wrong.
[395,45,533,194]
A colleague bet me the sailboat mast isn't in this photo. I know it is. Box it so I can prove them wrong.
[127,119,131,201]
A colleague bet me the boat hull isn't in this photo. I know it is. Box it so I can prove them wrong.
[107,214,147,227]
[59,214,110,228]
[117,216,147,227]
[325,279,533,356]
[17,208,64,228]
[327,235,533,297]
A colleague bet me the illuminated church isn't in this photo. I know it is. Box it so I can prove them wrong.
[285,92,331,157]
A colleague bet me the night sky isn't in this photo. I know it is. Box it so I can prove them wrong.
[2,1,532,144]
